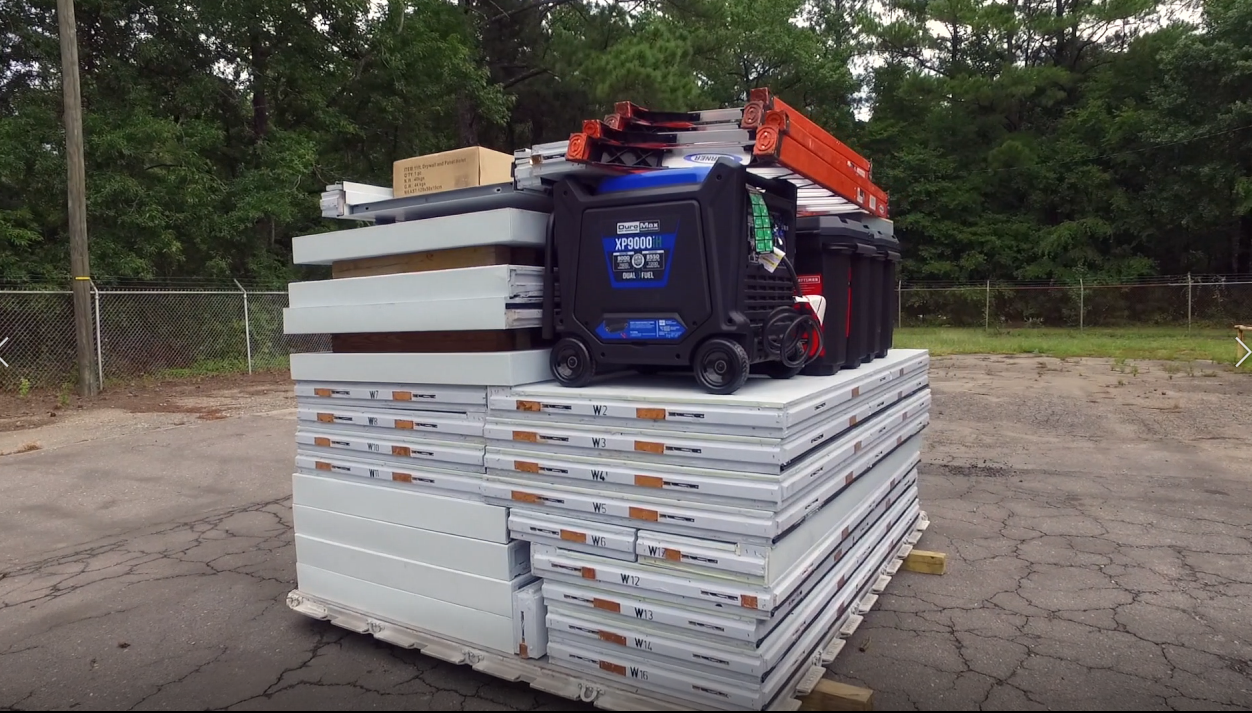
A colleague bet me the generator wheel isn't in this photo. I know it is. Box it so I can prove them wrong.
[551,337,596,387]
[693,338,750,395]
[758,361,805,380]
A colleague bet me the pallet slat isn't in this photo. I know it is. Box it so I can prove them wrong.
[902,550,947,575]
[798,680,874,711]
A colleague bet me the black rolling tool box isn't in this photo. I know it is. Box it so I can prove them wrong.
[542,159,821,394]
[874,229,902,358]
[794,215,860,375]
[846,232,882,367]
[794,215,899,373]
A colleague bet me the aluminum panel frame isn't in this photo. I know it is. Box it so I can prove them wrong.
[294,454,484,499]
[484,385,931,474]
[294,534,534,617]
[288,266,543,308]
[292,472,509,543]
[484,404,929,509]
[482,414,926,542]
[528,450,920,615]
[538,472,918,648]
[296,427,484,473]
[289,351,552,387]
[284,300,541,335]
[509,510,638,561]
[513,580,549,659]
[295,564,517,654]
[293,505,529,581]
[543,502,920,710]
[296,406,485,443]
[294,381,487,410]
[295,208,548,263]
[494,349,928,430]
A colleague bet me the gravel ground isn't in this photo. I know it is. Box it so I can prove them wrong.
[0,355,1249,711]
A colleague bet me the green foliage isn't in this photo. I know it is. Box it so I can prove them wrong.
[0,0,1246,284]
[896,327,1238,363]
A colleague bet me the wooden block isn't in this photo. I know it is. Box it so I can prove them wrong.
[331,246,541,278]
[902,550,947,575]
[799,679,874,711]
[331,329,547,354]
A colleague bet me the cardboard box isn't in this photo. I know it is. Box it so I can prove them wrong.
[393,147,514,198]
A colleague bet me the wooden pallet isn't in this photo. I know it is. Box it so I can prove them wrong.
[285,512,931,712]
[795,515,945,711]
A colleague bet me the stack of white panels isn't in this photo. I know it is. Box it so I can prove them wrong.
[484,349,931,709]
[284,265,544,333]
[295,207,549,258]
[286,205,555,658]
[291,382,543,656]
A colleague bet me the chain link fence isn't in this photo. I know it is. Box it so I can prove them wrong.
[898,274,1252,329]
[0,281,329,393]
[1,274,1249,395]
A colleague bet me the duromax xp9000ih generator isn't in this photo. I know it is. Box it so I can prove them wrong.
[541,159,822,395]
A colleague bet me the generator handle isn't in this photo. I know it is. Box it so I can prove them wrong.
[541,209,556,341]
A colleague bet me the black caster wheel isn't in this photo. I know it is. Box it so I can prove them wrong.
[757,361,804,380]
[550,337,596,387]
[693,337,750,395]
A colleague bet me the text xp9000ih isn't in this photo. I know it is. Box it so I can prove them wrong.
[540,159,822,395]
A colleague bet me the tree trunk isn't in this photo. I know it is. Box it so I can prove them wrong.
[251,32,269,142]
[457,93,478,147]
[1054,0,1067,67]
[1237,214,1252,274]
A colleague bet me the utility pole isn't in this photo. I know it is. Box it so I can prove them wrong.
[57,0,98,396]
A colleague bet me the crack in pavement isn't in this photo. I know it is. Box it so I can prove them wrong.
[0,496,582,712]
[831,461,1252,711]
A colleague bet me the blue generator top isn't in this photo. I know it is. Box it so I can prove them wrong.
[597,166,713,195]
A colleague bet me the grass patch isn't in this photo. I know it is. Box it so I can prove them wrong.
[154,358,251,379]
[896,327,1243,364]
[129,356,292,383]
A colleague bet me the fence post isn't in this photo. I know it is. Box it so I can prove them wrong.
[235,279,253,374]
[1187,272,1192,332]
[984,280,990,331]
[898,280,902,328]
[1079,278,1084,331]
[91,280,103,387]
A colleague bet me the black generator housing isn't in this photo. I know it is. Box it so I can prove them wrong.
[543,159,816,394]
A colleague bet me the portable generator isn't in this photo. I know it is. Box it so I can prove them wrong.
[541,159,822,394]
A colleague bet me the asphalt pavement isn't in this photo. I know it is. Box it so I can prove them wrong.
[0,356,1249,710]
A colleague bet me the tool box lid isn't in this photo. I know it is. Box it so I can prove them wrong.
[872,227,901,256]
[596,166,712,194]
[796,215,876,250]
